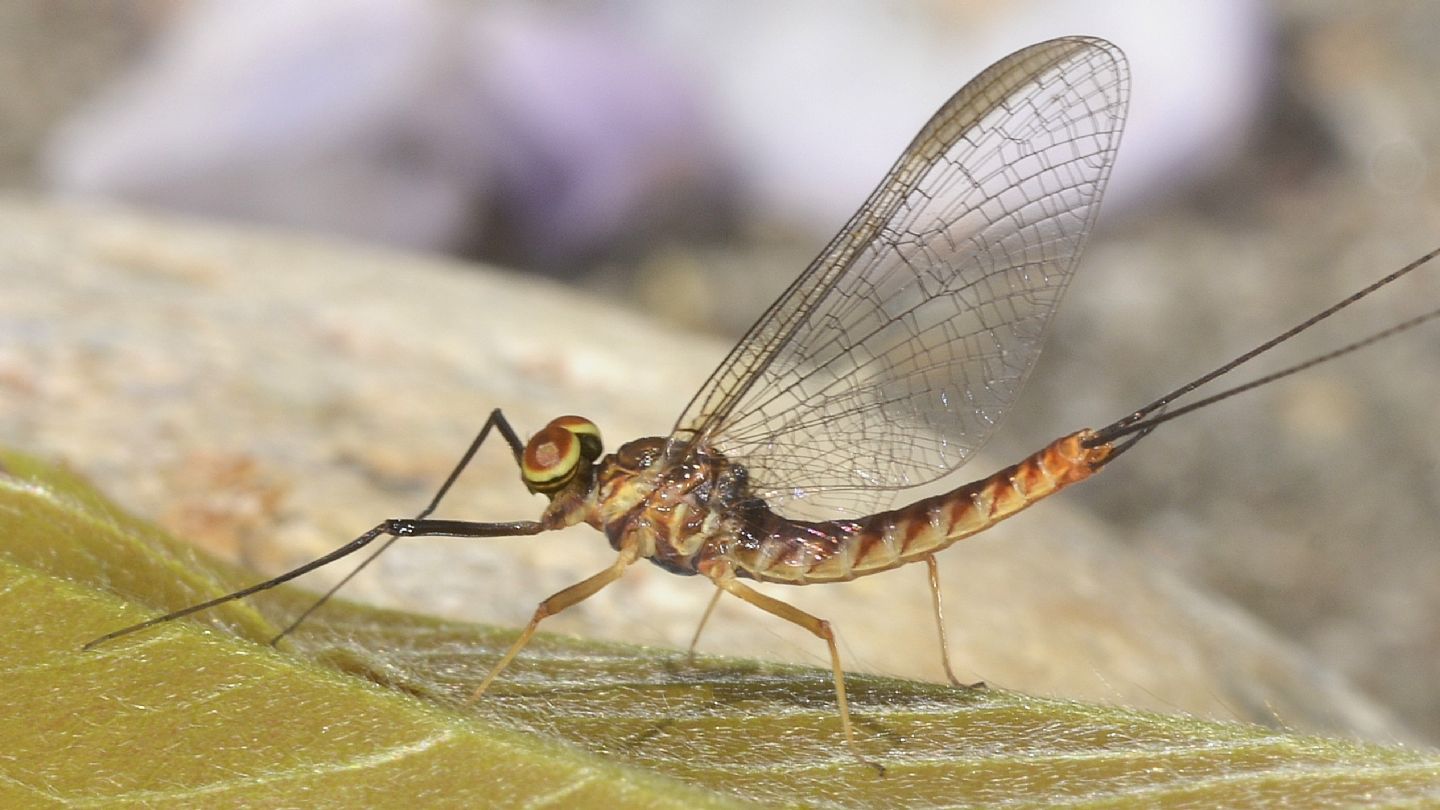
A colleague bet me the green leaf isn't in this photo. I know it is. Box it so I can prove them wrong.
[2,448,1438,808]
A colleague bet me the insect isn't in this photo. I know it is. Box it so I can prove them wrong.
[85,37,1440,767]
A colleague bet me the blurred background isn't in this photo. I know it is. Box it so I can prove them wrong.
[0,0,1295,311]
[2,1,1438,741]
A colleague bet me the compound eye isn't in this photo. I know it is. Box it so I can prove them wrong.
[549,415,602,460]
[521,417,602,494]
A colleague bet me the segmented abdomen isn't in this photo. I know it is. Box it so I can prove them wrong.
[721,430,1112,584]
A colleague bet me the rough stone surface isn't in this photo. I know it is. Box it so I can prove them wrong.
[0,198,1421,745]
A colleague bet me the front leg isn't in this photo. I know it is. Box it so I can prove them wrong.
[267,409,529,641]
[83,516,548,649]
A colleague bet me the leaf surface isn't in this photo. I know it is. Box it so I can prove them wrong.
[2,450,1437,808]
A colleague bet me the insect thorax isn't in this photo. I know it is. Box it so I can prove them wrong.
[590,437,751,576]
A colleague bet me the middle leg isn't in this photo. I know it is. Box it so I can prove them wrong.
[705,566,878,769]
[466,541,641,703]
[686,588,725,660]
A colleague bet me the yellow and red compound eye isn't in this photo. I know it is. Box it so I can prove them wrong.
[521,416,603,494]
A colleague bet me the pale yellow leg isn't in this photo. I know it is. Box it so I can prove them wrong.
[687,588,725,660]
[709,569,879,771]
[925,554,984,689]
[466,544,638,704]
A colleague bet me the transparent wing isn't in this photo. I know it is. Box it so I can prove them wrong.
[667,37,1129,521]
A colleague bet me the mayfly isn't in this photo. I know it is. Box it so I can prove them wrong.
[85,37,1440,765]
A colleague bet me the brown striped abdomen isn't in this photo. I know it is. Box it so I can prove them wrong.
[718,430,1112,584]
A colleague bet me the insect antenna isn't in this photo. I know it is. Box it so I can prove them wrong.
[1088,245,1440,452]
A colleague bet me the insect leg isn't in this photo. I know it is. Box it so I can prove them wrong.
[686,588,724,660]
[706,568,880,771]
[924,554,983,689]
[422,408,527,516]
[465,542,641,704]
[268,408,528,642]
[83,517,546,649]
